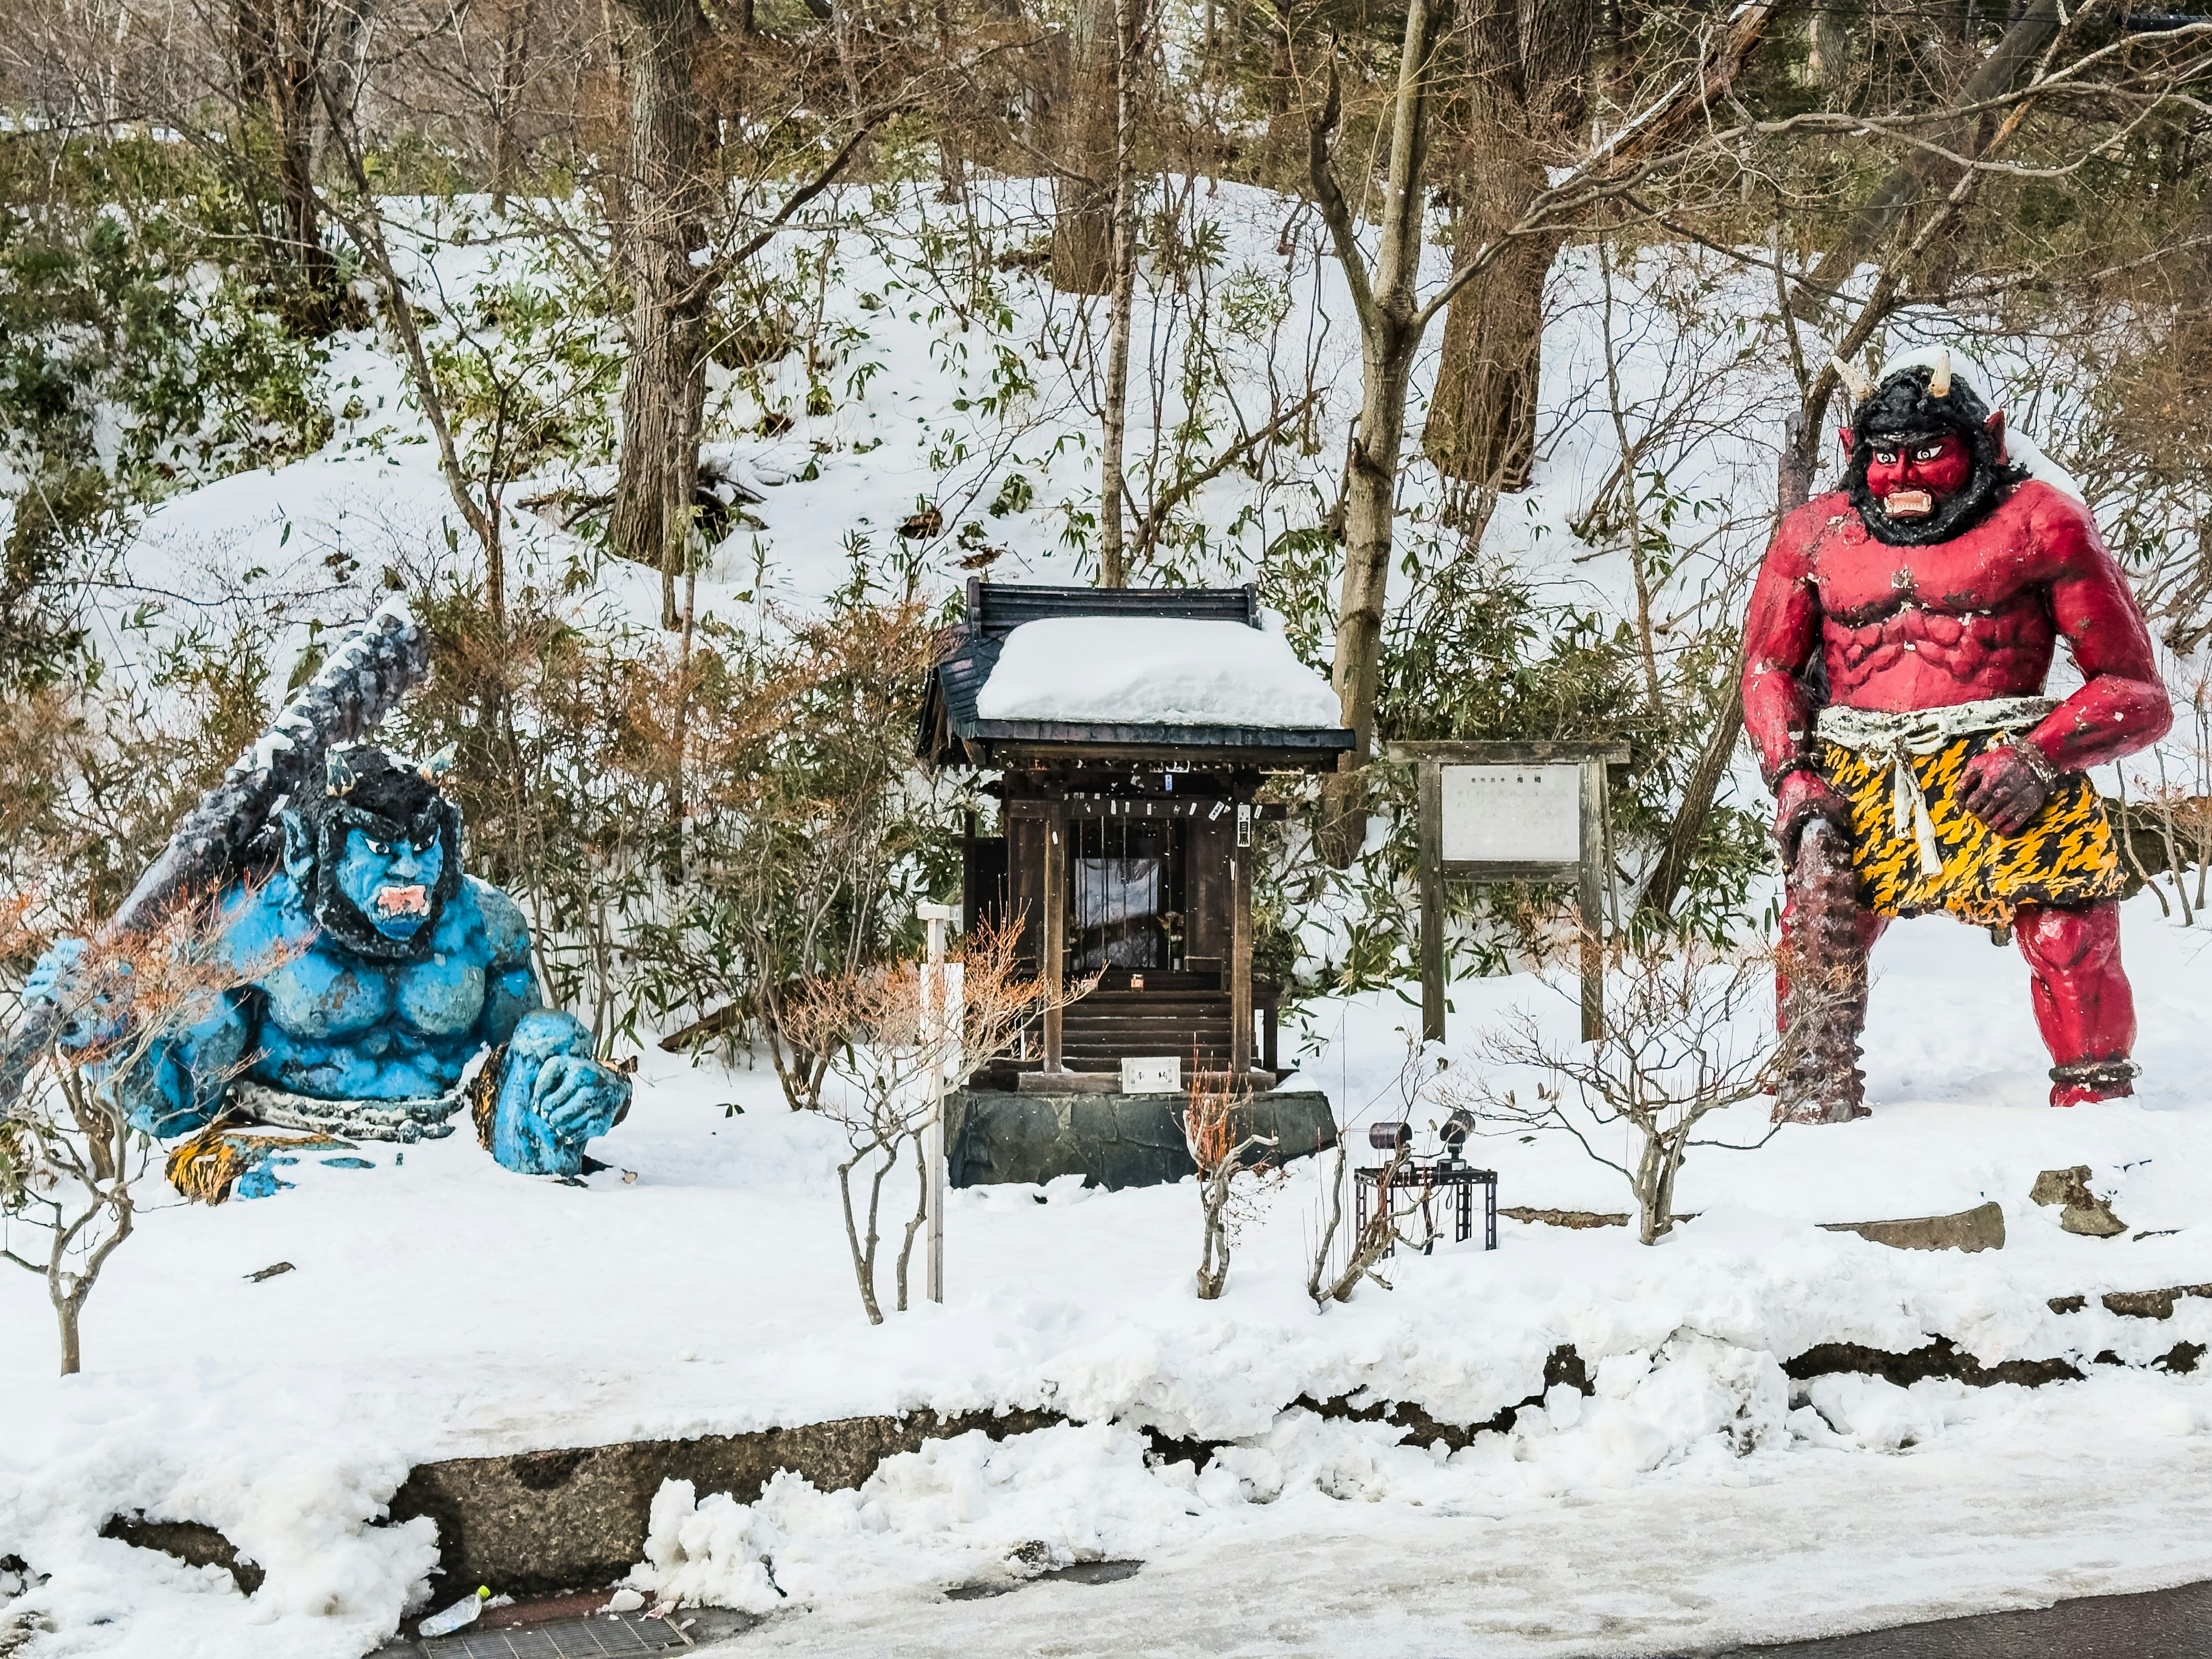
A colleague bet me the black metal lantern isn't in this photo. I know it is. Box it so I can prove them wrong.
[1353,1116,1497,1253]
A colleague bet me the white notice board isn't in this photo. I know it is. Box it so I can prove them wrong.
[1439,764,1582,865]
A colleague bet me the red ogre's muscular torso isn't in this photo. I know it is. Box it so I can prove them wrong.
[1743,479,2169,782]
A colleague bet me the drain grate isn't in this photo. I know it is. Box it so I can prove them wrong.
[422,1612,691,1658]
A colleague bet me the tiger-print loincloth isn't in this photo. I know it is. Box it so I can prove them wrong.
[1816,732,2123,925]
[469,1042,509,1152]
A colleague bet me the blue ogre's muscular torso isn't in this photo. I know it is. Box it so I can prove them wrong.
[236,873,536,1102]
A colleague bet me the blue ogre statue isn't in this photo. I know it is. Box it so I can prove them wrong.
[31,744,628,1177]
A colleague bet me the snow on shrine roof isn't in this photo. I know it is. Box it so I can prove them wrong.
[978,617,1340,728]
[919,583,1353,767]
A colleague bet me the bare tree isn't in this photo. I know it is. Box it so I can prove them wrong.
[1180,1070,1279,1300]
[1439,933,1798,1245]
[781,922,1093,1323]
[1305,1037,1428,1305]
[310,74,511,619]
[0,895,266,1374]
[1308,0,1789,862]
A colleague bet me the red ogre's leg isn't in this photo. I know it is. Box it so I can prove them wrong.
[2013,900,2138,1105]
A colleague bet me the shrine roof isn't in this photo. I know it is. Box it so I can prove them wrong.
[919,582,1354,770]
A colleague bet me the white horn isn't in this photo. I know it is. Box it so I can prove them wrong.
[1829,354,1874,401]
[1927,347,1952,399]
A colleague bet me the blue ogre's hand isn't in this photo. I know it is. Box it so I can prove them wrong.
[488,1008,631,1176]
[529,1053,627,1145]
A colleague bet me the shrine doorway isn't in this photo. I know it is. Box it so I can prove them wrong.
[1069,816,1184,972]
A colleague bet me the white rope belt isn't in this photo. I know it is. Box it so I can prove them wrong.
[230,1078,467,1143]
[1814,697,2058,878]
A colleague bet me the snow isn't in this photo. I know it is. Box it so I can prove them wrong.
[7,894,2212,1657]
[703,1407,2212,1657]
[973,617,1343,729]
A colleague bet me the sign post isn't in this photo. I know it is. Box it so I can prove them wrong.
[918,900,960,1304]
[1389,742,1629,1045]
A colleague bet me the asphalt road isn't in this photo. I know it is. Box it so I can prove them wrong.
[382,1577,2212,1657]
[1715,1578,2212,1658]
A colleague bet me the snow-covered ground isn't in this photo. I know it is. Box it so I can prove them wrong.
[5,893,2211,1658]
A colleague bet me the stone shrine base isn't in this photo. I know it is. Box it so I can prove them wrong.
[946,1086,1336,1191]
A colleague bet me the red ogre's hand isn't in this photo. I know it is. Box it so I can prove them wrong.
[1774,769,1852,864]
[1956,743,2051,836]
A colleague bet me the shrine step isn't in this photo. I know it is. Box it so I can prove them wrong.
[1005,1066,1277,1093]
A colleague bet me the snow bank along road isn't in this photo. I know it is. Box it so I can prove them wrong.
[687,1405,2212,1659]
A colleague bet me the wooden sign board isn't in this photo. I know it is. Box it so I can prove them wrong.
[1389,741,1630,1046]
[1440,764,1582,866]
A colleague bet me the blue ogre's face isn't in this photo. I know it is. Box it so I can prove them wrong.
[335,826,448,939]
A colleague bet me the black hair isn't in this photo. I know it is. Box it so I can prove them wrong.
[1844,364,2029,548]
[335,747,443,827]
[282,746,463,961]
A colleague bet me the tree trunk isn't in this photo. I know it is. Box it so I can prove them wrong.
[933,0,967,202]
[1196,1191,1229,1298]
[1642,1130,1687,1245]
[1262,0,1296,157]
[1423,0,1594,488]
[1424,150,1555,488]
[839,1156,887,1324]
[490,0,536,215]
[1051,0,1113,293]
[609,0,713,630]
[1096,0,1142,585]
[1322,325,1421,856]
[1311,0,1451,864]
[233,0,339,322]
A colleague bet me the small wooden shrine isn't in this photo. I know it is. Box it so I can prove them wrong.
[918,581,1353,1092]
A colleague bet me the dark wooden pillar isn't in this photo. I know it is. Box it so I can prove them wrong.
[960,809,977,935]
[1229,805,1252,1081]
[1579,758,1604,1042]
[1043,800,1066,1071]
[1417,759,1445,1043]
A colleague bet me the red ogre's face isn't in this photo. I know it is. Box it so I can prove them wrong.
[1861,431,1971,520]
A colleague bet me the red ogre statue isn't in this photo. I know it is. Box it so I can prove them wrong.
[1743,347,2171,1118]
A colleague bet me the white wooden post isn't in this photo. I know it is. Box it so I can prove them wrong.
[919,900,959,1305]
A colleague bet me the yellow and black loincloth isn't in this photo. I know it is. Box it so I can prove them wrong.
[1813,698,2123,927]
